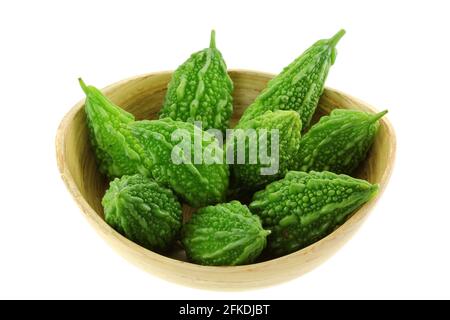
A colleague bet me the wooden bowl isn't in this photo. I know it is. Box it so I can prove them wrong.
[56,70,395,290]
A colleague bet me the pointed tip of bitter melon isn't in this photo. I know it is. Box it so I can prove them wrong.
[261,229,271,237]
[329,29,346,47]
[369,183,380,199]
[78,78,89,95]
[267,110,302,130]
[209,29,216,49]
[370,110,388,123]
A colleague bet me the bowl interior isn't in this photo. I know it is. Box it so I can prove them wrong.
[57,70,395,277]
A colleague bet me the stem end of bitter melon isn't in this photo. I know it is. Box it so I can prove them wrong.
[371,110,388,122]
[329,29,346,47]
[78,78,89,95]
[209,29,216,49]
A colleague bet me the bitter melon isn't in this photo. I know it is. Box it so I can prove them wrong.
[229,110,301,190]
[159,30,233,132]
[295,109,387,174]
[129,118,229,207]
[249,171,378,257]
[80,78,151,179]
[80,79,228,207]
[239,29,346,129]
[182,201,270,266]
[102,174,182,252]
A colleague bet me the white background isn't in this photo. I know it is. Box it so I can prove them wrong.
[1,0,449,299]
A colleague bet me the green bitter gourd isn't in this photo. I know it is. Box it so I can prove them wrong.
[295,109,387,174]
[229,110,301,190]
[239,29,346,129]
[249,171,378,257]
[129,118,229,207]
[182,200,270,266]
[80,79,152,179]
[80,79,228,207]
[102,174,182,252]
[159,30,233,132]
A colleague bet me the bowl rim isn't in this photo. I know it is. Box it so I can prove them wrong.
[55,69,396,272]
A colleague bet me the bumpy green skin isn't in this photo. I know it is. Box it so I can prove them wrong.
[182,201,270,266]
[230,110,301,190]
[102,174,182,252]
[80,78,229,207]
[250,171,379,257]
[159,30,233,132]
[239,29,345,129]
[129,118,229,207]
[295,109,387,174]
[80,79,152,179]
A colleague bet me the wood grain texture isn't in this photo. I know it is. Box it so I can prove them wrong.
[55,70,396,290]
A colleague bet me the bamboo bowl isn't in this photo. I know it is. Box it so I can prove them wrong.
[56,70,395,290]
